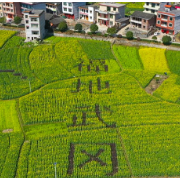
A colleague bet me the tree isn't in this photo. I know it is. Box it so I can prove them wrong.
[90,24,98,33]
[152,36,157,40]
[0,17,5,24]
[58,21,68,32]
[126,31,133,40]
[107,27,117,35]
[162,35,171,45]
[74,23,82,32]
[14,16,22,24]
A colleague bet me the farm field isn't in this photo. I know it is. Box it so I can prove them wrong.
[1,30,180,177]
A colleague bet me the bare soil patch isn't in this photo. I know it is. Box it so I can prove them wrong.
[145,74,168,94]
[2,129,13,133]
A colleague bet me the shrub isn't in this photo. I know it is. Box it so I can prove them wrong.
[87,32,92,35]
[117,34,122,38]
[162,35,172,45]
[152,36,157,40]
[137,37,141,41]
[14,16,22,24]
[107,27,117,35]
[104,33,108,37]
[126,31,133,40]
[0,17,5,23]
[90,24,98,33]
[96,32,102,36]
[81,30,86,34]
[58,21,68,32]
[66,30,74,34]
[74,23,82,32]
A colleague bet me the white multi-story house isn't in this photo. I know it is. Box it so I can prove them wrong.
[95,3,126,27]
[62,2,86,19]
[79,5,98,22]
[143,2,168,15]
[24,9,45,41]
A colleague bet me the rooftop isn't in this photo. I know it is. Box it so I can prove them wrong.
[131,11,155,20]
[21,2,42,5]
[23,9,44,15]
[79,5,98,9]
[99,3,125,8]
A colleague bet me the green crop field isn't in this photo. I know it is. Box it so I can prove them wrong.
[1,30,180,177]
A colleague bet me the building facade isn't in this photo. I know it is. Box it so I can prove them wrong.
[79,5,98,22]
[130,11,156,31]
[20,2,46,13]
[95,3,125,27]
[24,10,45,41]
[1,2,21,22]
[0,3,3,17]
[156,4,180,35]
[62,2,86,19]
[143,2,170,15]
[46,2,62,15]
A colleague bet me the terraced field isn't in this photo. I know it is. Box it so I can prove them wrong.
[1,30,180,177]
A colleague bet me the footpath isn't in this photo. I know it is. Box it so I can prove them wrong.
[52,32,180,51]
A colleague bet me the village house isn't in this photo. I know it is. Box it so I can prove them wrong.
[130,11,156,31]
[143,2,168,15]
[79,5,98,23]
[24,9,45,41]
[156,4,180,35]
[20,2,46,13]
[95,3,126,27]
[0,2,21,22]
[62,2,86,20]
[46,2,62,15]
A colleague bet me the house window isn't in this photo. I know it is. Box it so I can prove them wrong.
[68,8,72,12]
[68,3,72,6]
[31,24,38,28]
[90,16,92,19]
[26,20,29,23]
[110,14,113,19]
[90,10,92,13]
[64,8,67,11]
[169,17,173,21]
[157,20,160,24]
[11,9,13,12]
[144,19,146,22]
[169,23,172,27]
[0,7,1,10]
[25,15,28,18]
[146,2,149,5]
[158,14,161,18]
[63,2,67,6]
[113,7,116,11]
[151,3,155,7]
[107,6,110,11]
[32,31,39,35]
[26,26,29,29]
[151,10,155,13]
[31,18,37,22]
[143,26,146,28]
[110,21,113,26]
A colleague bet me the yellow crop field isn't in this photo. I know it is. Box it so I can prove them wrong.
[139,48,170,73]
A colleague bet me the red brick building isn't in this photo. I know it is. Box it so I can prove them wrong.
[156,4,180,35]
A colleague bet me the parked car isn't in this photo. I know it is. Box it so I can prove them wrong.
[154,32,160,36]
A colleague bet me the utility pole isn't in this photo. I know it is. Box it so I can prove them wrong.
[29,79,31,93]
[54,162,57,178]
